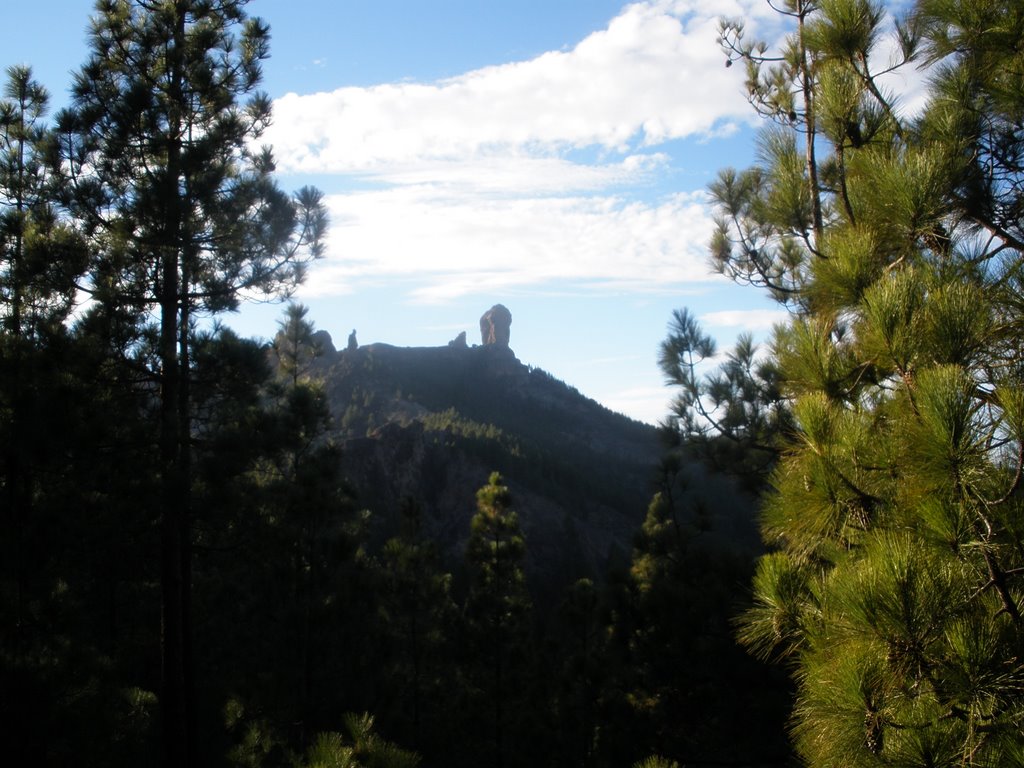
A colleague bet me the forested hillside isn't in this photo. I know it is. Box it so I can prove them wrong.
[0,4,789,764]
[302,328,756,595]
[11,0,1023,766]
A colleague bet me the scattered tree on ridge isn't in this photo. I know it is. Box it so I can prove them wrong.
[462,472,534,768]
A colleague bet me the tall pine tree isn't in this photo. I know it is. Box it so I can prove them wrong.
[462,473,534,768]
[53,3,326,764]
[694,0,1024,764]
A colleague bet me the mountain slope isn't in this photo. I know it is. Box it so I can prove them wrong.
[310,336,661,589]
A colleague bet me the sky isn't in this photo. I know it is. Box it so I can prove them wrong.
[2,0,924,424]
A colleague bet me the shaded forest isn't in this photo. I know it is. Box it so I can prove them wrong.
[6,0,1024,767]
[0,3,790,767]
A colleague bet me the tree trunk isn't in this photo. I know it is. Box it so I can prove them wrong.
[797,0,823,242]
[159,6,192,766]
[159,233,188,768]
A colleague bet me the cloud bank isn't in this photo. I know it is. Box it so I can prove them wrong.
[259,1,786,302]
[259,0,924,305]
[699,308,789,331]
[307,189,716,302]
[264,1,765,176]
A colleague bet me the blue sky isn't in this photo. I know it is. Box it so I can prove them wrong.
[3,1,923,424]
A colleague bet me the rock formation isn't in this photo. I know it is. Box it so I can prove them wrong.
[449,330,468,348]
[479,304,512,347]
[312,330,336,355]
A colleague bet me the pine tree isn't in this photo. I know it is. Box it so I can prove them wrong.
[0,65,107,766]
[598,491,791,767]
[703,0,1024,764]
[1,64,53,662]
[272,302,324,387]
[376,500,458,758]
[0,65,87,340]
[244,304,368,747]
[266,307,359,746]
[462,472,534,768]
[53,3,326,764]
[547,577,605,768]
[659,308,789,487]
[0,64,88,622]
[301,713,420,768]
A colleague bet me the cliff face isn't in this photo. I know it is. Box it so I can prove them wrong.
[310,340,662,591]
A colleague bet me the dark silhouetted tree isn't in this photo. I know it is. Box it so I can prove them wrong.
[461,472,534,768]
[376,500,458,757]
[54,2,326,764]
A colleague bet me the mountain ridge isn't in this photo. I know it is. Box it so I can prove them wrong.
[307,332,663,592]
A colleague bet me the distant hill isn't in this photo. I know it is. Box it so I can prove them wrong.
[308,319,758,596]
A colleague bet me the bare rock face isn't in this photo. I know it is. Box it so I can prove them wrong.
[480,304,512,347]
[312,330,336,355]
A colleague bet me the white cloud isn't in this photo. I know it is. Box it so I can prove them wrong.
[575,354,649,367]
[363,152,670,195]
[600,384,673,426]
[297,189,720,302]
[265,0,791,302]
[265,0,933,306]
[263,1,763,174]
[699,308,789,331]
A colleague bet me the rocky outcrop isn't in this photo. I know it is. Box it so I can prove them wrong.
[312,329,336,355]
[480,304,512,347]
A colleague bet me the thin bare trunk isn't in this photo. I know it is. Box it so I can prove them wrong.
[160,6,192,767]
[797,0,823,243]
